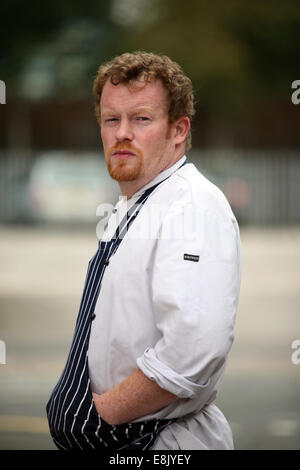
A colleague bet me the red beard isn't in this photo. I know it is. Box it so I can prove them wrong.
[106,143,143,182]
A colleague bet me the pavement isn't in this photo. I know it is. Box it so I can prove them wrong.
[0,224,299,450]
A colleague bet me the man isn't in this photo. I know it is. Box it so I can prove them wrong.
[47,51,241,450]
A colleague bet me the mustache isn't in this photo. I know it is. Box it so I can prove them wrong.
[108,143,142,157]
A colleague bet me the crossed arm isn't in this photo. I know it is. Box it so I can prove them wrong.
[92,368,177,425]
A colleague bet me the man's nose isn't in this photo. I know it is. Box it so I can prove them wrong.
[115,118,134,141]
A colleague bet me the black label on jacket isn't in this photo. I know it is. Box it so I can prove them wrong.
[184,253,200,262]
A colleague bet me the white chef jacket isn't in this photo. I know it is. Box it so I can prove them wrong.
[88,155,241,450]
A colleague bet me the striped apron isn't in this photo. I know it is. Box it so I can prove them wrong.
[46,173,180,450]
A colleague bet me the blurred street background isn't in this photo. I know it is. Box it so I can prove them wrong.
[0,0,300,450]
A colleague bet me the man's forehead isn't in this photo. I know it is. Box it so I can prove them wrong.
[100,78,168,109]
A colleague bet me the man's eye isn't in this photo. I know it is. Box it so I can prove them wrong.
[136,116,150,121]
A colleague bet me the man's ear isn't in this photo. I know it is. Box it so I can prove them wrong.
[173,116,190,145]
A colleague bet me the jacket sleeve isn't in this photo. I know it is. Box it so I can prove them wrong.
[136,199,241,407]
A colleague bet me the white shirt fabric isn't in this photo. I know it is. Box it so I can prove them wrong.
[88,155,242,450]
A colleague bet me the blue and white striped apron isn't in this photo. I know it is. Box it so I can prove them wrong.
[46,169,184,450]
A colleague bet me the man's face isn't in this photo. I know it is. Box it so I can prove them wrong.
[100,78,177,188]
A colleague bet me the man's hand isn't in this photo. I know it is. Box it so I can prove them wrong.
[92,368,177,425]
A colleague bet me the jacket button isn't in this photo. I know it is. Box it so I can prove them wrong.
[91,313,96,321]
[104,259,109,266]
